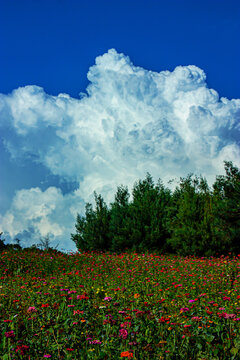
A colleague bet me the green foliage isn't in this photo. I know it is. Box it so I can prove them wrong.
[130,174,171,251]
[0,232,5,251]
[109,185,131,251]
[0,232,22,252]
[212,161,240,254]
[72,162,240,256]
[167,175,218,256]
[72,192,110,251]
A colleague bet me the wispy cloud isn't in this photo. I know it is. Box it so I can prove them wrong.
[1,49,239,250]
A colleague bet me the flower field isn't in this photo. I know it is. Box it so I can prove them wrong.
[1,249,240,359]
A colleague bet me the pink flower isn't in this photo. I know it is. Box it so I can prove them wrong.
[119,328,128,339]
[224,313,236,319]
[104,297,112,301]
[5,331,15,338]
[218,312,236,319]
[27,306,37,313]
[73,310,84,315]
[180,307,189,312]
[77,294,89,300]
[15,345,29,355]
[44,355,52,358]
[89,340,102,344]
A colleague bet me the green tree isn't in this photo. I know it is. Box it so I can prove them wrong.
[167,175,217,256]
[71,162,240,256]
[0,232,6,251]
[109,185,131,251]
[72,192,110,251]
[129,173,171,251]
[213,161,240,254]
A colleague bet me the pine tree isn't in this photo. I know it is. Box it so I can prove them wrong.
[109,185,131,251]
[167,175,217,255]
[72,193,110,251]
[213,161,240,254]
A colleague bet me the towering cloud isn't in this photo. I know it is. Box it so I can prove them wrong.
[0,49,240,251]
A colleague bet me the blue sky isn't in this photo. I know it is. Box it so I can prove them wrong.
[1,0,240,99]
[0,0,240,251]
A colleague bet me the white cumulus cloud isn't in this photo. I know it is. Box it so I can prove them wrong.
[0,49,240,250]
[0,187,84,251]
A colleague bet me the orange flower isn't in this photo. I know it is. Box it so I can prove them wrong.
[134,293,140,299]
[121,351,133,358]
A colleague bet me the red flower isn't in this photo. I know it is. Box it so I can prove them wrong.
[41,303,49,308]
[77,294,89,300]
[158,317,170,323]
[15,345,29,355]
[121,351,133,358]
[5,331,15,338]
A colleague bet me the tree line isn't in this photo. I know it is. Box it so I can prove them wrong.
[0,233,59,253]
[71,161,240,256]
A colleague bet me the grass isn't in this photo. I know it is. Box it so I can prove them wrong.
[0,248,240,359]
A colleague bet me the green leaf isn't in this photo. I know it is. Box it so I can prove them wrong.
[231,347,238,356]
